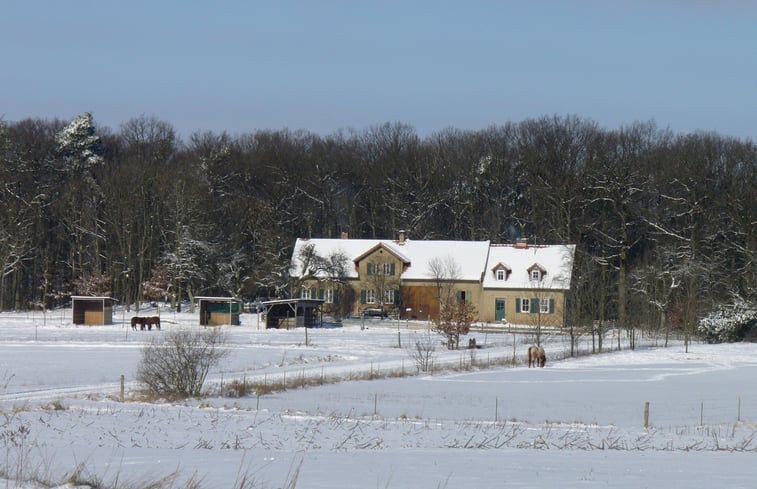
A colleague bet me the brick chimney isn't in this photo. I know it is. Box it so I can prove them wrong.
[514,237,529,249]
[341,232,349,239]
[398,230,406,244]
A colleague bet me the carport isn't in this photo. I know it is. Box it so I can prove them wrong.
[262,299,324,329]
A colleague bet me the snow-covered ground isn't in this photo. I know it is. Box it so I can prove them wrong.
[1,308,756,488]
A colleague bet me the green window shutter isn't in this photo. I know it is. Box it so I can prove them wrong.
[318,289,324,300]
[515,298,521,312]
[390,263,396,275]
[367,263,373,275]
[549,298,555,313]
[394,289,400,305]
[530,298,538,313]
[361,290,366,304]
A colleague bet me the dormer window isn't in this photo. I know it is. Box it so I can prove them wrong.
[491,263,511,281]
[527,263,547,282]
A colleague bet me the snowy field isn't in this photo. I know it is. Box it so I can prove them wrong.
[1,307,756,488]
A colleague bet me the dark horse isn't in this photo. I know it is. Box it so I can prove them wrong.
[144,316,160,330]
[527,346,546,368]
[131,316,161,331]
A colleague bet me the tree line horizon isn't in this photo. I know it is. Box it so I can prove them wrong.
[0,113,753,342]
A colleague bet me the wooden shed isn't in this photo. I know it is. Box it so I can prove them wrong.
[195,296,242,326]
[262,299,324,329]
[72,296,116,325]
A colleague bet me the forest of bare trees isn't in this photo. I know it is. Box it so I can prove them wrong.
[0,113,754,341]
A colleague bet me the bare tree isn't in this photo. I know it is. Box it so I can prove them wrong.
[363,259,400,317]
[427,255,461,306]
[161,224,218,312]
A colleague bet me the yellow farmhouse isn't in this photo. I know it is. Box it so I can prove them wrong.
[290,233,576,327]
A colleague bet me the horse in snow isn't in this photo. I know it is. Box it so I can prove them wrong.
[527,346,546,368]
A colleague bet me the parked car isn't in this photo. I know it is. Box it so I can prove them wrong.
[362,308,387,318]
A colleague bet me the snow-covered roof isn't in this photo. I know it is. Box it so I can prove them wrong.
[482,244,575,290]
[292,238,576,288]
[291,238,491,281]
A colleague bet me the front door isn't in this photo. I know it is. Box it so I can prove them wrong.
[495,298,505,321]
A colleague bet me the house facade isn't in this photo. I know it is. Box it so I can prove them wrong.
[290,234,575,327]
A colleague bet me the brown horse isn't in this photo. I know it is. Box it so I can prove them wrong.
[131,316,160,330]
[130,316,143,330]
[527,346,546,368]
[144,316,160,330]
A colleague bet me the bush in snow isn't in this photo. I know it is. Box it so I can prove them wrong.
[697,298,757,343]
[137,329,228,397]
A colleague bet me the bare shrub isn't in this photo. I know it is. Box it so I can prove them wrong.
[409,331,436,372]
[1,417,34,484]
[137,329,228,398]
[433,301,477,349]
[0,370,14,394]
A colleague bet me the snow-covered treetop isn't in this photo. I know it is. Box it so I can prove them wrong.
[55,112,104,171]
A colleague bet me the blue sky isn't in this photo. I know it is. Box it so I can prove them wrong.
[2,0,755,140]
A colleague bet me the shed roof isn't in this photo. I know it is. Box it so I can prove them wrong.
[193,296,241,302]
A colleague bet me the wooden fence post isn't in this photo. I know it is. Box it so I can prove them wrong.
[644,401,650,429]
[120,374,125,402]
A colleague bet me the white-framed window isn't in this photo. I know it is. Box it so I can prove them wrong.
[324,288,334,304]
[531,270,541,281]
[301,287,312,299]
[368,262,395,275]
[521,297,531,313]
[496,269,505,281]
[366,289,376,304]
[383,289,394,304]
[540,298,550,313]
